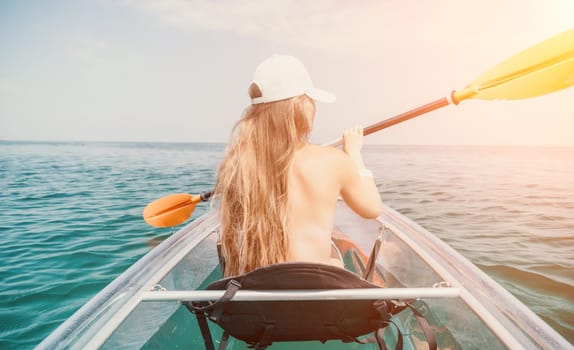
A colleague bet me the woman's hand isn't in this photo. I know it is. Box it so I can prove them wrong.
[343,125,364,156]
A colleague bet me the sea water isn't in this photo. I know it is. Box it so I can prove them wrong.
[0,142,572,349]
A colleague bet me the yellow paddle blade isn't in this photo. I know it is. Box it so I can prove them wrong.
[454,28,574,102]
[143,193,200,227]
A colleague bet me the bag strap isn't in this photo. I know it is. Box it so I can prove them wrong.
[209,280,241,322]
[253,323,275,350]
[372,300,400,350]
[371,300,437,350]
[184,302,215,350]
[185,280,242,350]
[407,304,437,350]
[364,238,382,282]
[376,321,404,350]
[216,241,226,274]
[357,320,403,350]
[218,331,230,350]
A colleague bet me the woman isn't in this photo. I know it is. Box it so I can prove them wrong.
[215,55,383,277]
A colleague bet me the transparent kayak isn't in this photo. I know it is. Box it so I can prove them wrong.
[37,202,572,349]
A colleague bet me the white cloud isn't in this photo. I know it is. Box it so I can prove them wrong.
[125,0,574,61]
[125,0,390,55]
[0,79,13,95]
[67,36,110,66]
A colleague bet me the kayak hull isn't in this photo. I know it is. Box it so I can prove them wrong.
[37,202,572,349]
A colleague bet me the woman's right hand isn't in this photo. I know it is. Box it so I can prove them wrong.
[343,125,364,156]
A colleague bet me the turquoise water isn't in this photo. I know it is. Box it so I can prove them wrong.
[1,142,573,348]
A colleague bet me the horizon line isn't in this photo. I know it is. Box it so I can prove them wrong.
[2,138,574,149]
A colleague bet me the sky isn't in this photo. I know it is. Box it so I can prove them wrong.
[0,0,573,146]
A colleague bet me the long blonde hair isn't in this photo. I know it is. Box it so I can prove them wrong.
[215,84,315,277]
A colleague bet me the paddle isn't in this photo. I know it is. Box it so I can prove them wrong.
[143,28,574,227]
[325,27,574,147]
[143,191,212,227]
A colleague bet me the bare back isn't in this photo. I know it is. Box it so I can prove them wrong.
[287,144,341,265]
[287,143,383,266]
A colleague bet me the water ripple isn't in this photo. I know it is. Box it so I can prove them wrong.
[1,141,222,349]
[368,145,574,343]
[1,142,573,348]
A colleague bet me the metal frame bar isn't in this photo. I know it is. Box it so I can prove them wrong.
[141,287,461,302]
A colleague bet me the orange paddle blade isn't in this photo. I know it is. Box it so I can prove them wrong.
[143,193,201,227]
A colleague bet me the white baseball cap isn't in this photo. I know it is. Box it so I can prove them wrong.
[251,55,336,104]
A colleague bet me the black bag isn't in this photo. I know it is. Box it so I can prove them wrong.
[185,263,436,350]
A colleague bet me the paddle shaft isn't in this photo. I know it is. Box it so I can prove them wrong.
[323,92,456,147]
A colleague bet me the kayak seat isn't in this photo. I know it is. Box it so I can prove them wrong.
[184,262,436,350]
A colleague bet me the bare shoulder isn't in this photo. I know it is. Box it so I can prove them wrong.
[296,144,352,178]
[318,145,353,171]
[303,144,348,162]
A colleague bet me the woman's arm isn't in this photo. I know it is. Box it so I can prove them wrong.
[337,126,383,219]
